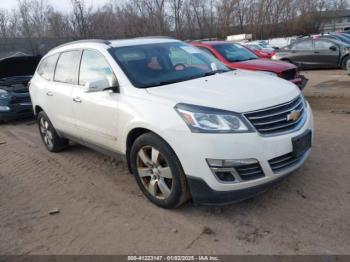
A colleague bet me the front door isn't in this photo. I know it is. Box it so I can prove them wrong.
[72,49,119,152]
[313,40,340,68]
[288,40,314,68]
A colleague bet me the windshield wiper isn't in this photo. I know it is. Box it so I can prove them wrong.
[143,76,199,88]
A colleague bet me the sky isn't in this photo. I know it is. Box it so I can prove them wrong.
[0,0,113,12]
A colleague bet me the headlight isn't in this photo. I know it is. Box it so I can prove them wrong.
[255,71,278,77]
[0,89,10,100]
[271,54,278,60]
[175,103,254,133]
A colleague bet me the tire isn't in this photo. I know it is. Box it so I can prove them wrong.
[341,56,350,70]
[37,111,68,152]
[130,133,190,209]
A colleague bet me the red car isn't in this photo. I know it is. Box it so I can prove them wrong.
[244,44,275,59]
[191,41,307,90]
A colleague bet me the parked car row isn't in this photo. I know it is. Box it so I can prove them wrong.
[272,36,350,69]
[191,41,307,89]
[28,38,314,208]
[242,32,350,70]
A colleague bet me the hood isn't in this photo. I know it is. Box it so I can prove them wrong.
[230,59,296,73]
[0,56,41,79]
[146,70,300,113]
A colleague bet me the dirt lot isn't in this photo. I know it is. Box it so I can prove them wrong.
[0,70,350,255]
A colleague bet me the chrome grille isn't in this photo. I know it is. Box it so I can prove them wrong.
[269,152,306,173]
[244,95,306,135]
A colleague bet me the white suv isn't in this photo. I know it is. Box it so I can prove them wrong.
[29,38,314,208]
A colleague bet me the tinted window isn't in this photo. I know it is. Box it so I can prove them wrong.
[291,40,313,50]
[79,50,116,86]
[314,40,335,50]
[213,43,258,62]
[54,51,81,84]
[37,54,59,81]
[110,42,229,88]
[168,46,211,67]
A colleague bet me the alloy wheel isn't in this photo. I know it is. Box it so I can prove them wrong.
[136,146,173,199]
[40,117,53,148]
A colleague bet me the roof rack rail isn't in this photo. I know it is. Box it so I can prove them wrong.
[133,36,176,40]
[52,39,111,50]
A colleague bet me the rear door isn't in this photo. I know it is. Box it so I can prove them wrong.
[288,40,314,68]
[72,49,119,151]
[313,39,340,68]
[46,50,82,136]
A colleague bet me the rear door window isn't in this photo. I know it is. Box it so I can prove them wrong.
[291,40,313,50]
[37,53,59,81]
[54,50,81,84]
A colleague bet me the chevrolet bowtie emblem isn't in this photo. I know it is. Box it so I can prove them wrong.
[287,110,301,122]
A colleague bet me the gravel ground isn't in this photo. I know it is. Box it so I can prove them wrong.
[0,70,349,255]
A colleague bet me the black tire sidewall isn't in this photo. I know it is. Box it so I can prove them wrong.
[130,133,187,209]
[37,111,67,152]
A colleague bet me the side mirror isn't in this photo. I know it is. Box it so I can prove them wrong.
[84,77,119,93]
[329,46,337,51]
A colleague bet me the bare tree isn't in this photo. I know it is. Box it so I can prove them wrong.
[70,0,93,38]
[0,0,348,55]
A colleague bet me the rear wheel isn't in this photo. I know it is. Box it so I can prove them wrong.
[341,56,350,70]
[130,133,190,209]
[37,111,68,152]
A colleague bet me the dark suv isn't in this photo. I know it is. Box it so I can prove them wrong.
[272,38,350,69]
[0,55,41,122]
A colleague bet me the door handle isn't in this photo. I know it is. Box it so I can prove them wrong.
[46,91,53,96]
[314,51,320,54]
[73,97,82,103]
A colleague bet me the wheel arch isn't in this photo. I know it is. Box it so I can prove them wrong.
[125,127,180,175]
[340,54,350,69]
[125,128,153,173]
[34,105,44,117]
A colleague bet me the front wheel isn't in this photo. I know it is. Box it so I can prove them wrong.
[130,133,190,209]
[37,111,68,152]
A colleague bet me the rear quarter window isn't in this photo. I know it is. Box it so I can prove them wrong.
[37,53,59,81]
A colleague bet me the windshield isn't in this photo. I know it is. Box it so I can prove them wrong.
[213,43,258,62]
[110,42,229,88]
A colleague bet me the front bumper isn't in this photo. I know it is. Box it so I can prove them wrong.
[163,105,314,204]
[0,103,34,121]
[187,150,310,204]
[291,75,308,90]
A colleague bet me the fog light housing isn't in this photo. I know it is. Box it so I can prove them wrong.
[0,106,10,112]
[207,158,263,183]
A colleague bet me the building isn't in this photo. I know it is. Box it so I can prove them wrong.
[321,10,350,32]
